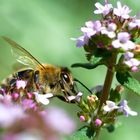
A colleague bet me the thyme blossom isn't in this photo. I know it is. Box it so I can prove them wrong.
[103,101,119,113]
[113,1,131,19]
[101,23,117,38]
[0,102,24,128]
[41,107,76,134]
[129,19,140,29]
[33,92,53,105]
[81,20,102,38]
[94,2,113,16]
[118,100,138,117]
[74,35,89,47]
[16,80,27,89]
[95,118,102,126]
[112,32,135,50]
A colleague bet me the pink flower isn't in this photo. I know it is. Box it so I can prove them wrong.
[12,93,19,100]
[0,103,24,128]
[22,99,37,110]
[131,66,139,72]
[0,94,12,105]
[41,107,76,135]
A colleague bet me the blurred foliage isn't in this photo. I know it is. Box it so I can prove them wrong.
[0,0,140,140]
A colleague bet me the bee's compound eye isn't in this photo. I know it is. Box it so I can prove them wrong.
[61,72,70,83]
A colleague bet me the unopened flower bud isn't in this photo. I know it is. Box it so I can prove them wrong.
[133,44,140,54]
[87,95,98,105]
[80,115,86,122]
[95,118,102,126]
[131,66,138,72]
[115,85,124,93]
[27,92,34,99]
[12,93,19,100]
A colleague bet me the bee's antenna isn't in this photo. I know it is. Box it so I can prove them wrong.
[74,78,92,94]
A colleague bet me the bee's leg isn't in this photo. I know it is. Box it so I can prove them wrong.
[34,70,40,89]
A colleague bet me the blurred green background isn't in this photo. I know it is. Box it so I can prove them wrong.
[0,0,140,139]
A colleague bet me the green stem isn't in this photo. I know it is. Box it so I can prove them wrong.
[97,54,117,114]
[94,128,100,140]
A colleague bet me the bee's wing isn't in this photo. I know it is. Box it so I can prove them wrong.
[2,36,45,69]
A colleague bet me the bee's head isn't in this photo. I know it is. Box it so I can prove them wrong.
[60,67,73,84]
[60,67,76,94]
[60,67,92,97]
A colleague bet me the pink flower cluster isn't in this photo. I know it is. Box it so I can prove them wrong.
[0,95,76,140]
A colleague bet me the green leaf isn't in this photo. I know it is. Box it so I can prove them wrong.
[71,62,101,69]
[116,72,140,96]
[64,126,96,140]
[71,56,103,69]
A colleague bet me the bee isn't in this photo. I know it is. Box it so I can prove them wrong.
[0,37,91,103]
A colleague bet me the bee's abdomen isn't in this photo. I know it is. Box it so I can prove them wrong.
[0,74,17,90]
[0,69,34,91]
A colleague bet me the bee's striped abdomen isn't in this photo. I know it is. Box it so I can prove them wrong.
[0,73,17,91]
[0,69,34,92]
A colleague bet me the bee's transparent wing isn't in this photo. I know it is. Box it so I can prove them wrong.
[2,36,45,69]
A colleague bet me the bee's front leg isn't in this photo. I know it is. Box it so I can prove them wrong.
[34,70,40,90]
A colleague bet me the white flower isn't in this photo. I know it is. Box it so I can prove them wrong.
[112,32,135,50]
[16,80,27,89]
[113,1,131,19]
[124,58,140,67]
[94,2,113,16]
[71,35,89,47]
[81,20,102,38]
[118,100,138,117]
[34,92,53,105]
[101,23,117,38]
[129,19,140,29]
[67,92,83,102]
[124,52,134,60]
[103,101,119,113]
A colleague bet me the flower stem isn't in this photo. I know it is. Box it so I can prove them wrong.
[97,54,117,114]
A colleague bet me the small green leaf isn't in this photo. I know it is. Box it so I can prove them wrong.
[64,126,96,140]
[71,55,103,69]
[71,62,101,69]
[116,72,140,96]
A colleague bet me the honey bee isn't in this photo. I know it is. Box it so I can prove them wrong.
[0,37,91,103]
